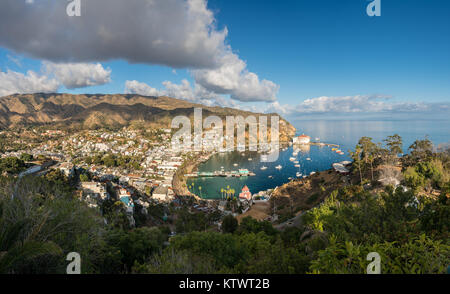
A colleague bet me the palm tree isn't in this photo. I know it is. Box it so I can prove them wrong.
[0,204,62,273]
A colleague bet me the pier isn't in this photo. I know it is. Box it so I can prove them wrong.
[185,168,256,178]
[309,142,340,148]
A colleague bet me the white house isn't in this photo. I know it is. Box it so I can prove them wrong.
[152,186,169,202]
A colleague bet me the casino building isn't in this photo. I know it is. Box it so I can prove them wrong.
[293,134,311,145]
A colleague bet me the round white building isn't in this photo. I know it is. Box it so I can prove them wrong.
[293,134,311,144]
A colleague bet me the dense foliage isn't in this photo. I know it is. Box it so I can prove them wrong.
[0,135,448,274]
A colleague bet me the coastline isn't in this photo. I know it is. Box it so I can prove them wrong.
[172,151,217,202]
[173,139,346,201]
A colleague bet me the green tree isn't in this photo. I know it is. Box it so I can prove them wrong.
[404,166,425,192]
[310,234,449,274]
[0,157,26,174]
[384,134,403,157]
[408,138,433,164]
[349,145,364,184]
[358,137,378,180]
[79,173,89,182]
[20,153,33,162]
[237,216,277,237]
[222,214,238,234]
[104,227,167,273]
[0,204,62,273]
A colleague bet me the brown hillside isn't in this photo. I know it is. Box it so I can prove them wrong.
[0,93,296,140]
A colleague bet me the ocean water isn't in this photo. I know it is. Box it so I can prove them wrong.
[187,119,450,199]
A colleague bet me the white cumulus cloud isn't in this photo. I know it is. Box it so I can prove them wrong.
[193,52,279,102]
[0,69,59,97]
[44,62,111,89]
[293,95,431,113]
[124,80,161,97]
[0,61,112,96]
[1,0,279,103]
[262,95,450,116]
[125,79,220,103]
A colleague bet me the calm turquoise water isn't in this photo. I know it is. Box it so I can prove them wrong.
[187,119,450,199]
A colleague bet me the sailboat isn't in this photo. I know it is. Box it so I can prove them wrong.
[296,172,302,177]
[294,164,300,168]
[260,166,268,170]
[289,157,296,161]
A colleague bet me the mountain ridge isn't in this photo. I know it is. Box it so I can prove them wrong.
[0,93,296,141]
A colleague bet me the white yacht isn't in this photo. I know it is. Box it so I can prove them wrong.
[296,172,302,177]
[289,157,296,161]
[294,164,300,168]
[275,165,282,170]
[260,166,268,170]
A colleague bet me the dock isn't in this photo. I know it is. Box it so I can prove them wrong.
[309,142,340,148]
[185,168,256,178]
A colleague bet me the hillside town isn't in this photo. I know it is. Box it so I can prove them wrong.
[0,126,278,228]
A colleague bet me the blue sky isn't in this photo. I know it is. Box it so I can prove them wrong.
[208,0,450,102]
[0,0,449,118]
